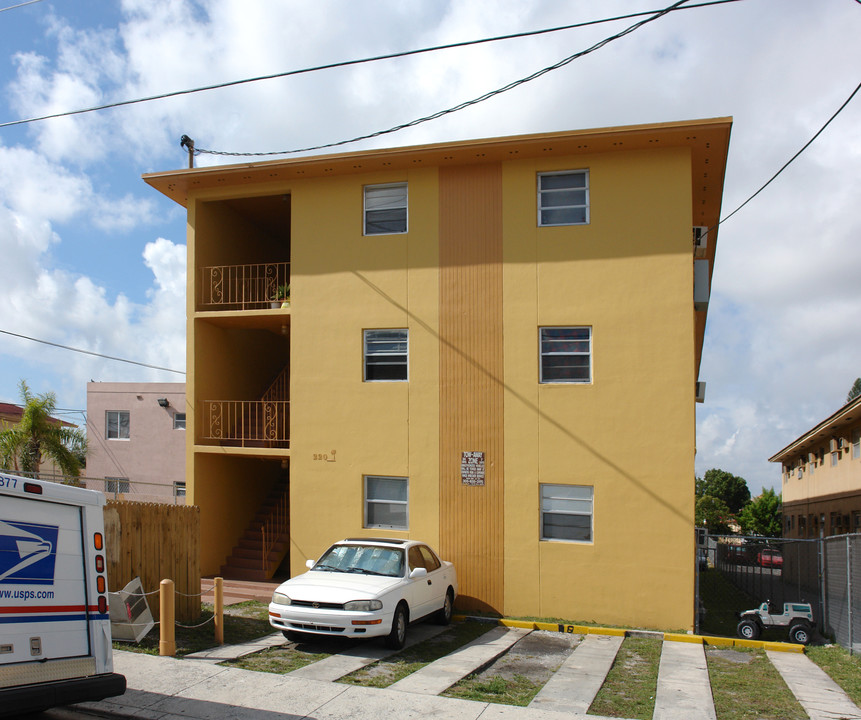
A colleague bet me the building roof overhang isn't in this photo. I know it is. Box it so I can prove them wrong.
[143,117,732,221]
[768,395,861,463]
[143,117,732,380]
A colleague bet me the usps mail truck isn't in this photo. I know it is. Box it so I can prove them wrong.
[0,473,126,716]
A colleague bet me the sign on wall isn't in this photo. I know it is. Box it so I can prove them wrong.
[461,451,486,486]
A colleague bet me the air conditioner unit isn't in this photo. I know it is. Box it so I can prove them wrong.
[109,576,155,643]
[694,259,710,311]
[695,381,706,403]
[693,226,708,258]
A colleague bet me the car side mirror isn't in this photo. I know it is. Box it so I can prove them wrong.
[409,567,428,579]
[306,559,315,569]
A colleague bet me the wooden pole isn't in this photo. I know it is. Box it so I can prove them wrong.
[214,577,224,645]
[159,578,176,656]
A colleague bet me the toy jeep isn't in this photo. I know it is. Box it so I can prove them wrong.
[737,600,814,644]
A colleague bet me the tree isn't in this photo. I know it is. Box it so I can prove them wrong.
[695,494,732,535]
[0,380,86,479]
[696,468,751,515]
[847,377,861,404]
[737,488,782,538]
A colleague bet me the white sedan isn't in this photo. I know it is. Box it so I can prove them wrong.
[268,538,457,649]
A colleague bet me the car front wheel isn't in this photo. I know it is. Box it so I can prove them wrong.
[385,603,408,649]
[737,618,761,640]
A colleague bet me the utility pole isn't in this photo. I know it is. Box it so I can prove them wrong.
[180,135,195,169]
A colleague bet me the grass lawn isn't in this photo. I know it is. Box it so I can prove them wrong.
[706,646,806,720]
[112,600,272,657]
[807,644,861,707]
[444,674,540,706]
[588,636,662,719]
[338,620,493,688]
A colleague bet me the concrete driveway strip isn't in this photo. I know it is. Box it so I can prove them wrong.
[528,633,623,714]
[290,622,449,681]
[653,640,716,720]
[389,626,531,695]
[766,650,861,720]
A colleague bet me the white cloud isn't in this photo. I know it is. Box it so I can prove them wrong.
[1,0,861,492]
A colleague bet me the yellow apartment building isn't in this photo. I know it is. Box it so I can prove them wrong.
[770,394,861,539]
[144,118,732,630]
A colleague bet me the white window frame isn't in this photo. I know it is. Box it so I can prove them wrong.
[852,429,860,459]
[364,475,409,530]
[539,327,592,384]
[540,484,593,543]
[105,410,130,440]
[364,182,408,235]
[173,412,186,430]
[364,328,409,382]
[105,477,130,495]
[537,170,590,226]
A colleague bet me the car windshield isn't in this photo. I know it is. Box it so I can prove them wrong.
[314,544,404,577]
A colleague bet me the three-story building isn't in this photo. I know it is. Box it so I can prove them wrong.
[144,118,732,630]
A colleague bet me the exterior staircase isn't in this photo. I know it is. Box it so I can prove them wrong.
[220,477,289,581]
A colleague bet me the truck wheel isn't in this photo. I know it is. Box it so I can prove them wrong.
[737,619,761,640]
[789,624,810,645]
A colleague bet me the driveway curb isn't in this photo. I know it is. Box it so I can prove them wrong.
[453,615,805,653]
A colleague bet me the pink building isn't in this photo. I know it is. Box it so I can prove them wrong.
[85,382,186,503]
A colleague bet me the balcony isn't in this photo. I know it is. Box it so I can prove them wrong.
[201,400,289,449]
[199,262,289,311]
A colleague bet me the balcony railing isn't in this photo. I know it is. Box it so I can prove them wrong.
[199,262,289,311]
[202,400,289,448]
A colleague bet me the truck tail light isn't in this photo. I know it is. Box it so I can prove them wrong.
[95,555,105,573]
[98,596,107,614]
[23,482,43,494]
[97,576,106,594]
[94,533,103,550]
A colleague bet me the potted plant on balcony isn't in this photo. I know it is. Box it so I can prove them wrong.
[272,283,290,309]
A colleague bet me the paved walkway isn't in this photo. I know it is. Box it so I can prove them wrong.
[767,650,861,720]
[78,627,861,720]
[654,640,716,720]
[528,633,624,714]
[389,626,530,695]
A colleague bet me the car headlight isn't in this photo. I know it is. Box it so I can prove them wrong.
[343,599,383,612]
[272,592,291,606]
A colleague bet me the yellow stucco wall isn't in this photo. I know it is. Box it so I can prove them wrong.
[288,169,441,572]
[180,134,709,629]
[501,148,696,629]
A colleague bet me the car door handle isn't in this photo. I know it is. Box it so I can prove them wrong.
[427,579,432,586]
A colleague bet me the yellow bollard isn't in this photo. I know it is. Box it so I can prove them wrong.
[159,578,176,657]
[214,577,224,645]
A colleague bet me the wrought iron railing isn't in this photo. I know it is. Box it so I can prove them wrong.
[261,490,289,573]
[202,400,289,448]
[198,262,289,310]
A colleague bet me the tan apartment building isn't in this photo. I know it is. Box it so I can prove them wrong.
[85,382,187,503]
[770,394,861,538]
[143,118,731,630]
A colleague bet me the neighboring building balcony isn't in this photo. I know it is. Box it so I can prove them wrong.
[201,400,290,449]
[199,262,290,312]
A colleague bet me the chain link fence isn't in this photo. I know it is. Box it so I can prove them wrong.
[697,531,860,653]
[823,534,860,653]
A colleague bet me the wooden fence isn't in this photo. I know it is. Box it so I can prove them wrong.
[103,501,201,622]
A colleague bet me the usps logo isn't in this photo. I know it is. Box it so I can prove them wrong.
[0,519,59,585]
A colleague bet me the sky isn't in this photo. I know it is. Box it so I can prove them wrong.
[0,0,859,495]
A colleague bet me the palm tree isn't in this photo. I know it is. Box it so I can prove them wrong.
[847,377,861,404]
[0,380,86,479]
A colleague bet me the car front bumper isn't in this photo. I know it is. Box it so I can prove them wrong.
[268,602,394,639]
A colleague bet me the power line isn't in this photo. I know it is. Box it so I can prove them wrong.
[0,0,46,13]
[195,0,697,157]
[720,78,861,226]
[0,329,185,375]
[0,0,739,131]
